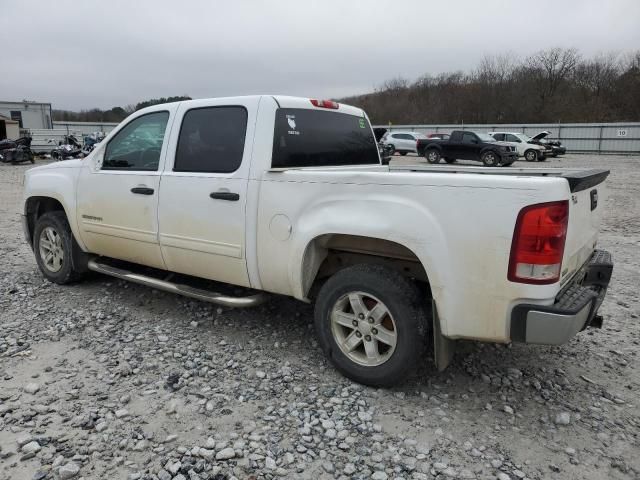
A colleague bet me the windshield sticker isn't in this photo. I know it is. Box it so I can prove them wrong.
[287,115,300,135]
[358,118,366,129]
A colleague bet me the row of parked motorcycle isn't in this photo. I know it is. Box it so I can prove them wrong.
[0,133,104,165]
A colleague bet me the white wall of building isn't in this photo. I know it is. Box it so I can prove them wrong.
[0,101,52,130]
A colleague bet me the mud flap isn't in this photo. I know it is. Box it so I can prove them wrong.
[433,302,455,371]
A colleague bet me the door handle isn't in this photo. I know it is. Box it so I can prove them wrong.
[131,187,154,195]
[210,191,240,201]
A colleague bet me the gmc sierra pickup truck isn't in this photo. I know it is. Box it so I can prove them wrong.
[417,130,519,166]
[22,95,613,387]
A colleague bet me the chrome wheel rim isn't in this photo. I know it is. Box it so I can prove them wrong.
[427,151,438,162]
[330,292,397,367]
[39,226,64,273]
[485,153,496,165]
[526,151,535,161]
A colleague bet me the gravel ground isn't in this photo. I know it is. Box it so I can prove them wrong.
[1,154,638,480]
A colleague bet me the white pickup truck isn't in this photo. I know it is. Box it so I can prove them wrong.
[22,95,613,386]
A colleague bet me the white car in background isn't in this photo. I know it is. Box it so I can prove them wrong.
[382,131,426,155]
[489,132,548,162]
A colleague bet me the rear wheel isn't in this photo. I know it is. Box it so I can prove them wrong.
[400,151,407,156]
[481,151,499,167]
[524,149,538,162]
[33,211,85,284]
[425,148,441,164]
[314,264,428,387]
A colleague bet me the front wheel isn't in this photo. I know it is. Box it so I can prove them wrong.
[481,151,499,167]
[314,264,428,387]
[33,212,85,284]
[425,148,441,164]
[524,149,538,162]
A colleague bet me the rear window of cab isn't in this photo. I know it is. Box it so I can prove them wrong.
[272,108,379,168]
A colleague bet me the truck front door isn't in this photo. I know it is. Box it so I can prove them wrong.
[76,109,172,269]
[459,132,480,160]
[157,98,257,287]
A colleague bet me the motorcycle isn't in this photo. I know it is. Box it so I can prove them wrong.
[51,135,83,160]
[0,136,35,164]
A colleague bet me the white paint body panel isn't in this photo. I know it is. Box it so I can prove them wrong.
[23,95,606,344]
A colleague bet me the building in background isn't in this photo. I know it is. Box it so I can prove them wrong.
[0,100,53,130]
[0,114,21,140]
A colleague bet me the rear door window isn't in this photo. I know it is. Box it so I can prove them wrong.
[174,106,247,173]
[492,133,505,141]
[272,108,379,168]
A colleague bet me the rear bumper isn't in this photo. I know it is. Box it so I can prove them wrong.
[510,249,613,345]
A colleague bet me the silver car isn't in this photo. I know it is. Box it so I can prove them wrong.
[382,131,427,155]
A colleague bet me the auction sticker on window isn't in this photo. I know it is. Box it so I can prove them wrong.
[287,115,300,135]
[358,118,366,129]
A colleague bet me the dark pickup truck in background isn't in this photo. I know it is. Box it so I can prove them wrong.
[416,130,519,167]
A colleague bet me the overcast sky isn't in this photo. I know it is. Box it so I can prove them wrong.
[1,0,639,111]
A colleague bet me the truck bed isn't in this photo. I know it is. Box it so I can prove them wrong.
[390,164,609,192]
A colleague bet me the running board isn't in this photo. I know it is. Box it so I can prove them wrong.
[87,258,268,308]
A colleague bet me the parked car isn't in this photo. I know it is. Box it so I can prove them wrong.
[529,131,567,156]
[489,132,548,162]
[374,128,394,164]
[417,130,519,166]
[382,131,426,155]
[22,95,612,387]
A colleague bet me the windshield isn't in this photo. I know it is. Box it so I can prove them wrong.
[476,133,495,142]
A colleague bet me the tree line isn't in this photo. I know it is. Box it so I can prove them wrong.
[340,48,640,125]
[52,96,192,123]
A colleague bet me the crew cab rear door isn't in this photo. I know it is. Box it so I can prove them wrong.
[157,97,258,287]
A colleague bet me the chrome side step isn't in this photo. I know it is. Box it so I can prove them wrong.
[87,258,268,308]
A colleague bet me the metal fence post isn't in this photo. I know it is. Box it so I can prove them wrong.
[598,126,603,154]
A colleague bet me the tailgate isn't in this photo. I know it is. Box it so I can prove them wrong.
[560,170,609,286]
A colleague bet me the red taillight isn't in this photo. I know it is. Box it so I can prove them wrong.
[310,99,339,109]
[508,201,569,284]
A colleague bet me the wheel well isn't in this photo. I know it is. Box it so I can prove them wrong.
[25,196,66,244]
[303,234,430,299]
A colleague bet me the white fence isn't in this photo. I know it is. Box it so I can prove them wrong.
[373,122,640,154]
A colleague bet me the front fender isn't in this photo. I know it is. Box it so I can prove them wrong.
[24,164,85,250]
[289,195,451,333]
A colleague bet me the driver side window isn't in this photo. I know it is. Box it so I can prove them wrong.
[103,111,169,171]
[462,133,476,144]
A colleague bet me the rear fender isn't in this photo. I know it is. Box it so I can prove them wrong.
[291,196,451,331]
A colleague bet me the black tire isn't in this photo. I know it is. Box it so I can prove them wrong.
[444,158,456,164]
[314,264,429,387]
[425,148,441,164]
[33,211,85,285]
[503,160,515,167]
[387,145,396,156]
[524,149,538,162]
[537,156,547,162]
[551,153,558,158]
[481,150,499,167]
[400,151,407,156]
